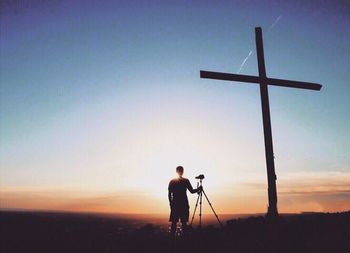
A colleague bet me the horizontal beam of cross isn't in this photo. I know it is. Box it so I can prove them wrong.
[200,70,322,91]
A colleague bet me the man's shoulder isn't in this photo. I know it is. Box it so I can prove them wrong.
[168,177,189,185]
[169,178,178,185]
[179,177,190,184]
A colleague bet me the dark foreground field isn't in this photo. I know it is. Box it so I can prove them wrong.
[1,210,349,253]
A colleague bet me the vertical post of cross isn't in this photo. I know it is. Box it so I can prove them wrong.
[255,27,278,217]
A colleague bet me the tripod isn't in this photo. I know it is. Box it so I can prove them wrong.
[190,178,222,227]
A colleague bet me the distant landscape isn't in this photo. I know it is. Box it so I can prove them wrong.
[1,210,349,253]
[0,209,264,230]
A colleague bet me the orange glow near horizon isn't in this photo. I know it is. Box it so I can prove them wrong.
[1,171,349,215]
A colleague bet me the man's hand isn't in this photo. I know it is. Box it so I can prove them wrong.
[197,186,203,193]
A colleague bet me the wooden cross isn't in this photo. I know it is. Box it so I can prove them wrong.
[200,27,322,217]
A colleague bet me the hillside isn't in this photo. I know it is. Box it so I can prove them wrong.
[1,210,349,253]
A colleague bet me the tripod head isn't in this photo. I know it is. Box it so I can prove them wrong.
[195,174,205,186]
[195,174,205,180]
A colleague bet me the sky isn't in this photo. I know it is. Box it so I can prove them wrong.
[1,0,349,215]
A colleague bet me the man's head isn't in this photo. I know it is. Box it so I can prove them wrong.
[176,166,184,177]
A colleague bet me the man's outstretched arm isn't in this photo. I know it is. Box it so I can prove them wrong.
[187,180,202,194]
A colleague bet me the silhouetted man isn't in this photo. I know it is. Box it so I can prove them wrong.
[168,166,201,236]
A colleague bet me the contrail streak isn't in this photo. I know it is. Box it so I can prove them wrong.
[268,15,282,31]
[237,15,282,74]
[237,50,252,74]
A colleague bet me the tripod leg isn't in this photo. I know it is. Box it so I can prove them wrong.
[190,193,200,226]
[202,189,223,227]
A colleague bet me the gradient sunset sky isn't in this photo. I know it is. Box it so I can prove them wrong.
[1,0,349,215]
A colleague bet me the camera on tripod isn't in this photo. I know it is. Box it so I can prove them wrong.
[191,173,222,227]
[195,174,205,180]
